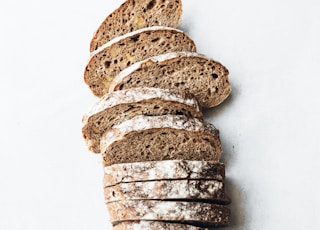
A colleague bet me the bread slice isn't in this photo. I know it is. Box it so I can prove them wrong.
[103,160,225,187]
[107,200,231,227]
[82,87,202,154]
[113,221,208,230]
[104,179,231,204]
[84,26,197,97]
[109,52,231,108]
[100,115,222,166]
[90,0,183,52]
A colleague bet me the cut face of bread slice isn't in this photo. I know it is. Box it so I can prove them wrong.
[113,221,208,230]
[82,87,203,154]
[103,160,225,187]
[90,0,183,52]
[107,200,231,227]
[104,179,231,204]
[109,52,231,108]
[84,26,197,98]
[100,115,222,166]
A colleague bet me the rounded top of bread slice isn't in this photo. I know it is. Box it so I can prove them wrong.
[90,0,183,52]
[84,26,197,97]
[109,51,231,108]
[82,87,203,154]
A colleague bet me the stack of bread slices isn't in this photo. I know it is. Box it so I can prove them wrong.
[82,0,232,229]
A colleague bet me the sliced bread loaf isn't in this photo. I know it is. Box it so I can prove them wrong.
[104,179,231,204]
[103,160,225,187]
[100,115,222,166]
[90,0,183,52]
[109,52,231,108]
[107,200,231,227]
[82,87,203,154]
[113,221,208,230]
[84,26,197,97]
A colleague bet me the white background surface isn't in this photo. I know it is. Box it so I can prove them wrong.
[1,0,320,229]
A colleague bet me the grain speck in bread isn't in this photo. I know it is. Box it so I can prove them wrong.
[84,26,197,97]
[109,51,231,108]
[100,115,222,166]
[107,200,231,227]
[104,179,231,204]
[113,221,208,230]
[82,87,203,153]
[90,0,183,52]
[103,160,225,187]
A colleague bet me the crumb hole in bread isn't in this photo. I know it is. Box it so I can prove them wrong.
[127,61,131,66]
[212,73,218,79]
[147,0,156,10]
[104,61,111,68]
[114,60,118,64]
[151,37,160,42]
[112,191,115,197]
[130,35,140,42]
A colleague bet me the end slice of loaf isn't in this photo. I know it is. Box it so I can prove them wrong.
[90,0,183,52]
[82,87,203,154]
[104,179,231,204]
[84,26,197,97]
[103,160,225,187]
[113,221,208,230]
[100,115,222,166]
[109,52,231,108]
[107,200,231,227]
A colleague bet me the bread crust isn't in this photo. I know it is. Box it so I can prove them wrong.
[107,200,231,227]
[113,221,208,230]
[100,115,222,166]
[84,26,197,97]
[109,51,231,108]
[82,87,203,153]
[103,160,225,187]
[104,179,231,204]
[90,0,183,52]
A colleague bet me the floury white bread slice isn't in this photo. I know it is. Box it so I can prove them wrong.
[109,52,231,108]
[104,179,231,204]
[107,200,231,227]
[113,221,208,230]
[100,115,222,166]
[103,160,225,187]
[84,26,197,98]
[89,0,183,52]
[82,87,203,154]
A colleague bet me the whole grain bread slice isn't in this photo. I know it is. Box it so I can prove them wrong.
[107,200,231,227]
[103,160,225,187]
[90,0,183,52]
[82,87,203,154]
[84,26,197,98]
[109,52,231,108]
[100,115,222,166]
[113,221,208,230]
[104,179,231,204]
